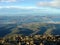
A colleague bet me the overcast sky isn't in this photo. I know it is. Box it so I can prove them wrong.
[0,0,60,16]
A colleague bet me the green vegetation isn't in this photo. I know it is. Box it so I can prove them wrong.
[2,22,60,37]
[21,22,47,31]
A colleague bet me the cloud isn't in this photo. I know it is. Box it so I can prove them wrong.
[0,6,38,9]
[37,0,60,8]
[0,0,24,2]
[0,0,17,2]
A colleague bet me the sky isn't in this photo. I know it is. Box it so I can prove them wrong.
[0,0,60,16]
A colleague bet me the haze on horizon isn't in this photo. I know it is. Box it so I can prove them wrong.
[0,0,60,16]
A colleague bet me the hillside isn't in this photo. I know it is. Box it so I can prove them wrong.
[0,16,60,37]
[5,23,60,37]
